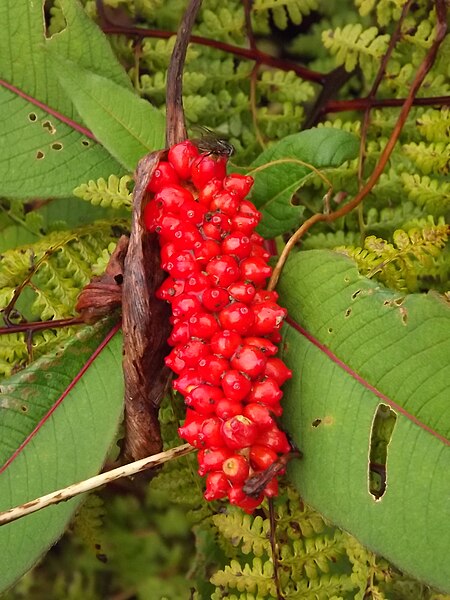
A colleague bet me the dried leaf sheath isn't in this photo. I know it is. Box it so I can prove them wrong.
[121,151,172,461]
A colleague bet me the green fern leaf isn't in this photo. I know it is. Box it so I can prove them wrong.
[401,173,450,215]
[279,533,345,580]
[322,24,390,72]
[402,142,450,175]
[210,557,276,597]
[212,507,271,557]
[253,0,318,30]
[416,108,450,142]
[257,70,315,104]
[73,175,133,209]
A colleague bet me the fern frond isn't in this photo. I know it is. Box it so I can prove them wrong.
[286,572,356,599]
[73,175,133,210]
[212,508,271,557]
[72,494,108,562]
[302,230,361,251]
[356,0,406,26]
[197,7,246,43]
[401,173,450,215]
[279,533,345,580]
[253,0,318,30]
[210,557,276,598]
[344,533,392,600]
[257,70,315,104]
[402,142,450,175]
[416,108,450,143]
[322,24,390,72]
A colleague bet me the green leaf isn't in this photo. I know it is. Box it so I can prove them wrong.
[0,323,124,591]
[278,249,450,592]
[48,53,166,171]
[0,0,127,198]
[249,128,359,237]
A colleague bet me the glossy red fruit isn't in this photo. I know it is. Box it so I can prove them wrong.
[227,282,256,304]
[154,185,194,212]
[197,447,231,476]
[206,255,240,287]
[243,337,278,356]
[163,251,199,278]
[230,345,267,379]
[221,232,252,259]
[218,303,254,334]
[143,200,162,231]
[202,213,232,240]
[193,239,222,264]
[222,455,250,483]
[240,257,272,286]
[251,302,287,335]
[243,403,274,429]
[155,277,185,301]
[215,398,243,420]
[157,214,184,241]
[249,445,278,470]
[185,384,224,415]
[168,320,190,346]
[256,425,291,454]
[178,414,204,447]
[197,355,229,386]
[210,330,243,358]
[198,417,224,448]
[176,340,209,367]
[221,415,258,449]
[198,178,223,206]
[168,140,199,179]
[164,351,186,374]
[248,378,282,405]
[210,191,240,215]
[147,161,180,193]
[184,272,211,293]
[221,370,252,402]
[202,287,230,312]
[253,289,278,303]
[191,155,227,190]
[264,358,292,385]
[263,477,279,498]
[223,174,254,198]
[239,200,261,219]
[204,471,230,501]
[230,213,260,235]
[171,294,203,318]
[250,243,271,261]
[228,486,264,513]
[178,199,208,225]
[173,369,204,396]
[188,312,219,339]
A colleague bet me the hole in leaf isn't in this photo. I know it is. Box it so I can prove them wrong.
[400,307,408,325]
[21,405,28,413]
[351,289,361,300]
[290,194,302,206]
[311,418,322,427]
[81,139,91,147]
[28,112,38,122]
[368,404,397,500]
[51,142,63,151]
[42,120,56,135]
[36,150,45,160]
[345,308,352,318]
[327,327,333,334]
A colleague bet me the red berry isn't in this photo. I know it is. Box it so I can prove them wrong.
[243,337,278,356]
[176,340,209,367]
[256,425,291,454]
[221,370,252,401]
[186,384,224,415]
[168,140,199,179]
[240,257,272,286]
[194,239,222,264]
[143,200,162,231]
[210,191,240,215]
[223,174,254,198]
[204,471,230,501]
[173,369,204,396]
[168,320,190,346]
[215,398,243,419]
[230,345,267,379]
[164,351,186,374]
[230,213,259,235]
[248,378,282,405]
[171,294,203,318]
[251,302,287,335]
[210,330,243,358]
[221,415,258,449]
[171,224,203,248]
[249,445,278,470]
[243,403,274,429]
[191,155,227,189]
[198,447,231,476]
[163,251,199,278]
[189,312,219,339]
[154,185,194,212]
[250,243,271,261]
[198,417,224,448]
[263,477,279,498]
[253,290,278,303]
[156,277,185,301]
[222,455,250,483]
[206,255,240,287]
[239,200,261,219]
[202,287,230,312]
[147,161,180,193]
[227,282,256,304]
[219,303,255,334]
[157,214,184,241]
[178,412,204,447]
[198,355,229,386]
[228,486,263,513]
[198,178,223,206]
[178,199,208,225]
[202,213,232,240]
[264,358,292,385]
[221,233,252,259]
[184,272,211,293]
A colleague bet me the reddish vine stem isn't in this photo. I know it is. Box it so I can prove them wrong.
[268,0,448,291]
[0,317,84,336]
[323,94,450,113]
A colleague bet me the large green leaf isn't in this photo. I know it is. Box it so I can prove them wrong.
[0,323,124,591]
[278,250,450,592]
[250,129,359,238]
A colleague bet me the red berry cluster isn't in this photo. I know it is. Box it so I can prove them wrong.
[144,141,292,512]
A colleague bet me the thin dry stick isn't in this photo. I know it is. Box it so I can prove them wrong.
[268,1,448,291]
[0,444,194,527]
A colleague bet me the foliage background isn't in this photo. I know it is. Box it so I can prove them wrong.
[0,0,449,598]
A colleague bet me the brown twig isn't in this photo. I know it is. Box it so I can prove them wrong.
[268,0,448,291]
[268,498,284,600]
[0,317,84,336]
[322,94,450,114]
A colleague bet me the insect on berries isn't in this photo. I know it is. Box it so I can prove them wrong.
[144,138,293,512]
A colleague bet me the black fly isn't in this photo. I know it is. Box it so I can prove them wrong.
[190,125,235,158]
